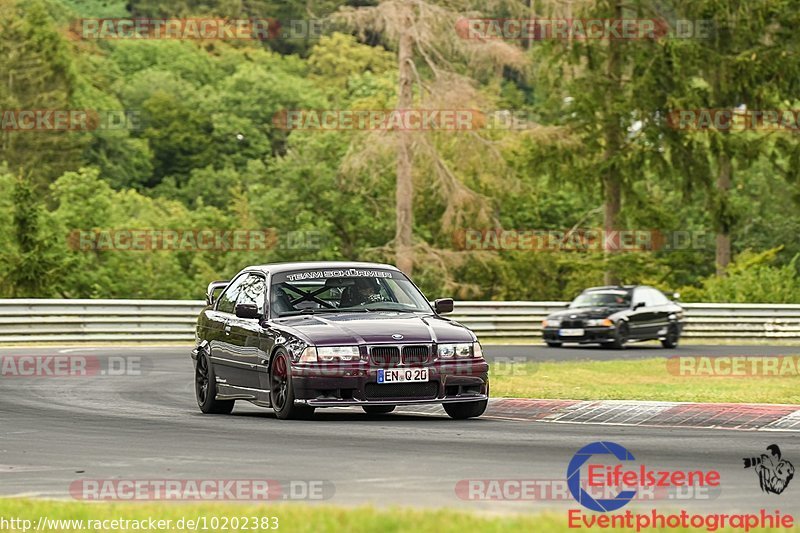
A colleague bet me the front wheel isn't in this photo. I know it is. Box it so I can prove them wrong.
[609,322,629,350]
[270,351,315,420]
[661,324,680,348]
[195,352,235,414]
[443,400,488,420]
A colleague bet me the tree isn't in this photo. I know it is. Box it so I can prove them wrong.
[0,173,63,297]
[0,0,88,188]
[659,0,800,274]
[334,0,526,275]
[527,0,671,283]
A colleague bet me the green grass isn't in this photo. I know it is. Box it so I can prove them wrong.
[0,499,796,533]
[490,358,800,404]
[0,499,556,533]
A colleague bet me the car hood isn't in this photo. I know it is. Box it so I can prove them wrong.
[547,307,626,320]
[273,312,475,345]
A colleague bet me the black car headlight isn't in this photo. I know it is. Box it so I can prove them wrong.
[438,343,473,358]
[542,319,561,328]
[299,346,361,363]
[585,319,613,327]
[317,346,360,362]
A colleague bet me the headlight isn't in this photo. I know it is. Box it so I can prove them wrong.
[585,318,613,327]
[438,343,473,358]
[542,319,561,328]
[316,346,361,362]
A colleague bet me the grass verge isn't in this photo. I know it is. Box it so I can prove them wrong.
[490,359,799,404]
[0,499,796,533]
[0,499,549,533]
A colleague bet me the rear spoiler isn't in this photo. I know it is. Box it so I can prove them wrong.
[206,280,229,306]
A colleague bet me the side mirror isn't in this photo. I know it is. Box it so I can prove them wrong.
[434,298,454,314]
[633,301,646,310]
[673,292,681,301]
[235,303,261,319]
[206,280,229,305]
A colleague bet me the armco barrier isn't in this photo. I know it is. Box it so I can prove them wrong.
[0,299,799,343]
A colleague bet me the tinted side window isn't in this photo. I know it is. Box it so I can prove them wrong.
[216,275,247,314]
[237,274,266,315]
[632,288,648,307]
[649,288,670,306]
[644,288,660,307]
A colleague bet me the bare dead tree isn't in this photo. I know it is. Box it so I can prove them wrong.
[334,0,530,276]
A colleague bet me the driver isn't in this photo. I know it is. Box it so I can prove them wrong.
[352,278,387,306]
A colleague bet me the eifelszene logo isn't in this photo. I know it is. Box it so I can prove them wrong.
[567,441,720,512]
[743,445,795,495]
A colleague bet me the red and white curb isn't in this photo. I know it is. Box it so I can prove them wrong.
[386,399,800,431]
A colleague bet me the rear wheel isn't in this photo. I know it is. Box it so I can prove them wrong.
[195,352,235,414]
[443,400,488,420]
[362,405,396,415]
[609,322,629,350]
[270,351,315,420]
[546,341,562,348]
[661,323,680,348]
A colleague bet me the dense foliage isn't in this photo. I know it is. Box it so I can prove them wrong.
[1,0,799,302]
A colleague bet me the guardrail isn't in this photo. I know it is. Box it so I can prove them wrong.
[1,299,799,343]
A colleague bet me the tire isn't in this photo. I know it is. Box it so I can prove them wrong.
[546,341,562,348]
[661,323,680,348]
[443,399,488,420]
[269,350,315,420]
[609,322,629,350]
[195,351,235,414]
[362,405,396,415]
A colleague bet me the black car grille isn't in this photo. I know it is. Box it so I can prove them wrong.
[370,346,400,366]
[365,382,438,400]
[402,345,430,364]
[560,319,584,328]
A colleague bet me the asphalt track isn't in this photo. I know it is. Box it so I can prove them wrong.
[0,346,798,516]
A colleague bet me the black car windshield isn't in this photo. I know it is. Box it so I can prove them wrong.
[570,290,631,308]
[269,268,432,317]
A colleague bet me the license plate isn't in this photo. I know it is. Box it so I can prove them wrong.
[377,368,429,384]
[559,328,585,337]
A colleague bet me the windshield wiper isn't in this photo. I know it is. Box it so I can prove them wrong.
[278,307,368,317]
[363,307,418,313]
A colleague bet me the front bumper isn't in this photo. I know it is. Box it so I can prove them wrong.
[542,326,616,343]
[291,359,489,407]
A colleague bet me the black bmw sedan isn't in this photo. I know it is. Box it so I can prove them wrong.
[192,262,489,420]
[541,285,684,349]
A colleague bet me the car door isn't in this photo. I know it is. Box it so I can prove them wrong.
[627,287,653,339]
[226,273,269,391]
[647,288,673,337]
[209,273,248,388]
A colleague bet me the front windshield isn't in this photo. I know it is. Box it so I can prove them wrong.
[269,268,432,317]
[570,290,631,308]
